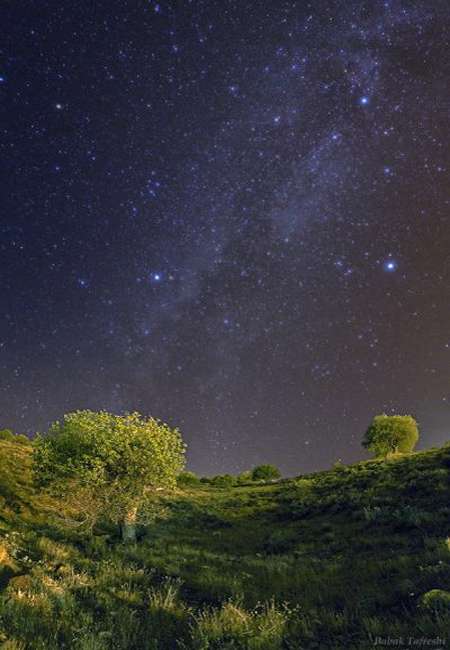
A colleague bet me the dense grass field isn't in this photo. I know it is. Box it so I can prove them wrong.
[0,440,449,648]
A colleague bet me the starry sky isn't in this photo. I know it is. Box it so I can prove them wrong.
[1,1,449,476]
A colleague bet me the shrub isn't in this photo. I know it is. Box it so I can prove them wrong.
[14,435,31,446]
[420,589,450,612]
[236,470,253,485]
[177,471,201,487]
[251,465,281,481]
[209,474,236,488]
[0,430,29,444]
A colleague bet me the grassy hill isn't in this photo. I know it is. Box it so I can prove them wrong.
[0,440,449,649]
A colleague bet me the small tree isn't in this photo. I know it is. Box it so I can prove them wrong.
[251,464,281,481]
[33,410,185,542]
[362,414,419,458]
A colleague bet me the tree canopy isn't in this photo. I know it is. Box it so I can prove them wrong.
[362,414,419,458]
[251,464,281,481]
[33,410,185,540]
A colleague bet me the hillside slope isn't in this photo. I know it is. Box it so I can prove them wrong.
[0,441,449,649]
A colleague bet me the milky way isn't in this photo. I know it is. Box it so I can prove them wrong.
[1,1,449,474]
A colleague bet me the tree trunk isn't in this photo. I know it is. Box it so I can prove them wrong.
[121,505,138,543]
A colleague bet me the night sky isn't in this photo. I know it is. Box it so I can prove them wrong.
[1,1,449,476]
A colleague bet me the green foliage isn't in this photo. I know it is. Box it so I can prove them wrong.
[251,464,281,481]
[13,435,31,446]
[420,589,450,612]
[190,600,287,649]
[363,504,431,527]
[0,431,30,446]
[32,410,186,533]
[146,577,191,645]
[209,474,236,488]
[177,471,201,487]
[236,470,252,485]
[1,438,450,647]
[362,414,419,458]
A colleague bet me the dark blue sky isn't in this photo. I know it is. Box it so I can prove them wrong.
[1,0,449,475]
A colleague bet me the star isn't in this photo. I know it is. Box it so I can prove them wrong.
[1,0,448,480]
[383,260,398,272]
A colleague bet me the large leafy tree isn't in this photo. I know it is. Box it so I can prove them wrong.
[33,410,185,542]
[362,414,419,458]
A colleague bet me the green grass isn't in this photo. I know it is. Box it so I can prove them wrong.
[0,441,449,648]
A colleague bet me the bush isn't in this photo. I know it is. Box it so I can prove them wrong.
[0,430,30,445]
[236,470,253,485]
[177,471,201,487]
[210,474,236,488]
[420,589,450,612]
[14,435,31,446]
[251,465,281,481]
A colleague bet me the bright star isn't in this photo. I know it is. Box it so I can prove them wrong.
[383,260,397,272]
[359,96,369,106]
